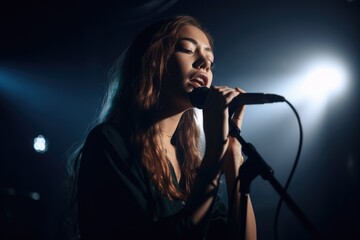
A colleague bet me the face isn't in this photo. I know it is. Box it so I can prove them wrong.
[161,25,214,110]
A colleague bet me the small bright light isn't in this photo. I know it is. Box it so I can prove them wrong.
[33,135,48,153]
[29,192,41,200]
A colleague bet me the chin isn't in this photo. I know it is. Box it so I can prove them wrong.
[184,84,194,93]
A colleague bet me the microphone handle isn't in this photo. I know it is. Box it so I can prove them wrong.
[229,93,285,115]
[188,87,285,113]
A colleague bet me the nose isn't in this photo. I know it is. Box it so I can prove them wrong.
[192,53,212,71]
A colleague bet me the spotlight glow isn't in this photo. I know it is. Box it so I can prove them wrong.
[299,59,349,103]
[248,51,352,138]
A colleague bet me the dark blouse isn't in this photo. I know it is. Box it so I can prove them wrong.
[77,122,227,239]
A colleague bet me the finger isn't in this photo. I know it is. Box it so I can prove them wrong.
[212,86,240,103]
[223,90,241,106]
[232,88,247,128]
[207,86,239,108]
[232,105,245,127]
[235,87,246,93]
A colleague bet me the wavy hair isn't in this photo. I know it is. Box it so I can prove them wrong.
[65,17,214,237]
[99,15,213,200]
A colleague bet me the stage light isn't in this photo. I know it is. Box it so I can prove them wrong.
[288,55,351,132]
[281,53,350,137]
[296,58,349,104]
[239,51,352,147]
[33,135,48,153]
[266,53,351,114]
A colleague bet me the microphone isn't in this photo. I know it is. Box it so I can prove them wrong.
[188,87,285,114]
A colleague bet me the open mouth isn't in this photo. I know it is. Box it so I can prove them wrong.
[190,72,208,87]
[190,78,204,87]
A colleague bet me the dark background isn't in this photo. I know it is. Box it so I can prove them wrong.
[1,0,359,239]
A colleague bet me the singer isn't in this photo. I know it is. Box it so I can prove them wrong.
[65,15,256,240]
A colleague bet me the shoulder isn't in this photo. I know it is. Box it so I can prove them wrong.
[85,122,125,146]
[87,122,121,141]
[83,122,130,160]
[80,122,148,192]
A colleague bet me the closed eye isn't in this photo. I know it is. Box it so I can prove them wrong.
[175,45,214,69]
[175,46,194,54]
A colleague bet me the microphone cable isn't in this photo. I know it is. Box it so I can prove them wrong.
[273,99,303,240]
[226,98,304,240]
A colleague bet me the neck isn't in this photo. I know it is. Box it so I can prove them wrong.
[156,105,189,142]
[158,113,183,141]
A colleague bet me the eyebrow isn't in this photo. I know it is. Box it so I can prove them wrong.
[178,37,213,53]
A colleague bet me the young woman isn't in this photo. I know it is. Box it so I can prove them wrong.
[69,15,256,240]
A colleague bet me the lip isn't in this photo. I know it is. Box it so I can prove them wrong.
[189,72,208,88]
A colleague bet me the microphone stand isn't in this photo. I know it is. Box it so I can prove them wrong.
[228,122,321,240]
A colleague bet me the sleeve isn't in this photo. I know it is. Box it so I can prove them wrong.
[206,195,228,240]
[76,125,198,240]
[77,125,152,239]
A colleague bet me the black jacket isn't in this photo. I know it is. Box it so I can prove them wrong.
[77,122,227,240]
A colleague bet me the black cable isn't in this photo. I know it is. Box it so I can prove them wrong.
[273,99,303,240]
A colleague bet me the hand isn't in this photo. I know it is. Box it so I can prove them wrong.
[202,86,242,162]
[222,87,246,175]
